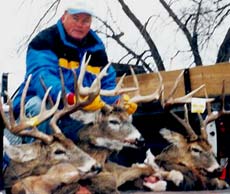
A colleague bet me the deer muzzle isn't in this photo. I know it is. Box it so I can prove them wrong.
[135,137,145,147]
[78,163,102,178]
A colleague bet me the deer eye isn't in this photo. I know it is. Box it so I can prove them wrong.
[54,149,66,155]
[191,147,201,153]
[109,120,120,125]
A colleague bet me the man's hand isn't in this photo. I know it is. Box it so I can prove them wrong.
[66,93,105,111]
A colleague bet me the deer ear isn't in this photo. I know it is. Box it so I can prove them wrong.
[159,128,186,146]
[5,142,41,162]
[101,104,113,115]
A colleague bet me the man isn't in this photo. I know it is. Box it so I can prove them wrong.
[12,1,137,143]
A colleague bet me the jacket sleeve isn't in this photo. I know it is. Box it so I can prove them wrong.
[26,47,70,102]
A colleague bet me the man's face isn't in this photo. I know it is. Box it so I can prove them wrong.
[62,12,92,41]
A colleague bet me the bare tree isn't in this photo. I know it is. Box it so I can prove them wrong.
[95,16,154,72]
[112,0,230,68]
[117,0,165,71]
[18,0,230,72]
[158,0,230,65]
[216,27,230,63]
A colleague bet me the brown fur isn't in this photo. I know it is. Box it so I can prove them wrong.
[54,107,153,194]
[154,128,229,190]
[4,134,100,191]
[11,163,80,194]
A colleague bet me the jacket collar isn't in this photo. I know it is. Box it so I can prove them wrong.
[56,19,104,53]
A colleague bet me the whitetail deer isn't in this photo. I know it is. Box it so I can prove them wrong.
[54,67,164,194]
[63,69,214,193]
[1,53,109,194]
[148,81,230,191]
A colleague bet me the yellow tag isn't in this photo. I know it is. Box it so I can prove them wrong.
[123,94,130,102]
[28,116,40,127]
[59,58,68,68]
[191,97,206,113]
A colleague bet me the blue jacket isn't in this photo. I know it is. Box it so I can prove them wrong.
[13,19,119,117]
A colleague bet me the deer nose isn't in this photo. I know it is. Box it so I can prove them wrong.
[91,163,102,174]
[135,137,145,147]
[212,167,223,177]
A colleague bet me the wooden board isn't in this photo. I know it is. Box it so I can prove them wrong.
[118,62,230,98]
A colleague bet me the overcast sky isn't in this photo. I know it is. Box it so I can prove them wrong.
[0,0,159,95]
[0,0,229,96]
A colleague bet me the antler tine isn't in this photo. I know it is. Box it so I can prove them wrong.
[17,127,53,144]
[167,69,184,100]
[0,92,52,144]
[169,84,214,105]
[49,68,79,134]
[77,53,107,97]
[17,74,60,133]
[129,67,163,104]
[50,54,107,133]
[59,67,68,107]
[49,73,68,134]
[198,87,210,139]
[100,73,138,96]
[130,66,140,97]
[170,104,198,141]
[163,70,214,108]
[0,75,61,144]
[38,87,61,122]
[40,76,54,106]
[200,80,230,139]
[203,83,225,124]
[89,62,110,95]
[77,53,93,96]
[77,57,109,107]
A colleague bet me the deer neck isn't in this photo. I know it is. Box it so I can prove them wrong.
[4,144,50,187]
[78,142,112,165]
[77,124,114,164]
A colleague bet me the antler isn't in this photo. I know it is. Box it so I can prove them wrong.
[199,80,230,139]
[128,67,163,104]
[166,71,215,141]
[0,74,61,144]
[50,53,108,133]
[100,73,138,96]
[77,54,103,97]
[170,80,230,141]
[162,70,214,108]
[170,104,198,141]
[97,66,163,112]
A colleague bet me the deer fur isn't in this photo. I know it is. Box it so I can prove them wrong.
[54,106,154,194]
[4,133,101,191]
[11,163,80,194]
[146,81,230,191]
[143,148,184,191]
[153,127,229,190]
[2,54,107,194]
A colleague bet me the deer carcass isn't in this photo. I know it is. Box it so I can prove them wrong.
[1,54,108,194]
[153,82,230,191]
[55,68,164,194]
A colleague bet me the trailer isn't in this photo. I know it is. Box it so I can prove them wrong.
[116,62,230,185]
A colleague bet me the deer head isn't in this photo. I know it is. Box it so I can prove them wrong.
[1,53,104,192]
[68,67,164,164]
[154,81,230,190]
